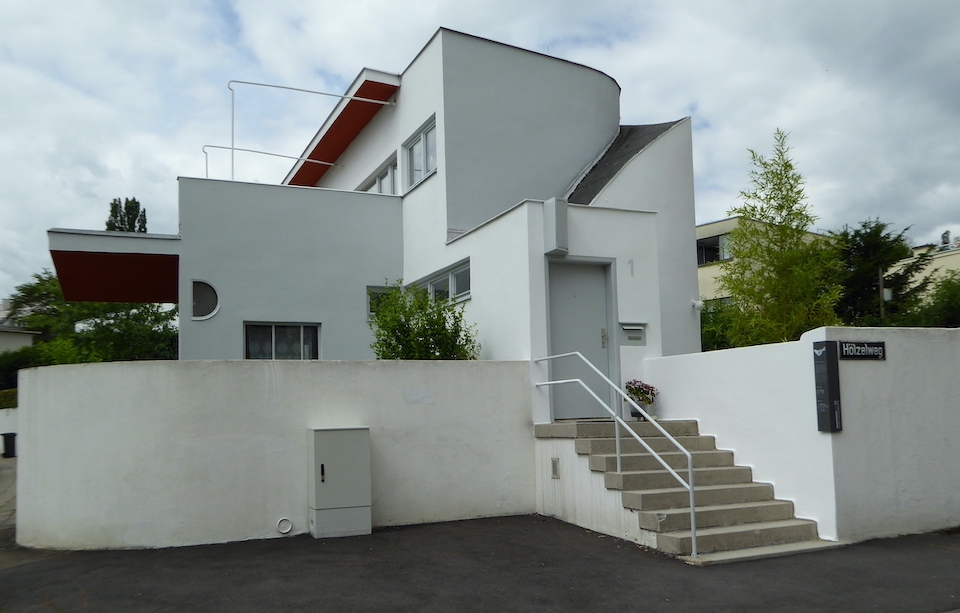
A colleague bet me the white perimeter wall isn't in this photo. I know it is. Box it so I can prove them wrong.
[644,327,960,542]
[0,408,15,436]
[17,360,535,550]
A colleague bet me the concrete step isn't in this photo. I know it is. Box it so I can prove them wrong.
[534,419,700,440]
[606,465,753,491]
[639,500,796,532]
[680,539,846,566]
[656,518,821,555]
[589,449,735,472]
[621,482,775,511]
[575,435,717,456]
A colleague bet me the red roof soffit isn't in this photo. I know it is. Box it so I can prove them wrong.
[287,80,398,187]
[51,251,179,303]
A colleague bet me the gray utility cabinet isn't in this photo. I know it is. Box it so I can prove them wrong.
[308,427,372,538]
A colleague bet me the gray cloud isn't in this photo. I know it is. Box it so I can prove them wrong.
[1,0,958,299]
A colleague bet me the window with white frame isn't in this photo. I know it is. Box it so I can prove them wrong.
[366,286,389,319]
[406,122,437,187]
[363,161,397,195]
[426,264,470,302]
[244,323,319,359]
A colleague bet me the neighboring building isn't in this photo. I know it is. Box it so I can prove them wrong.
[695,217,738,301]
[699,219,960,302]
[907,230,960,282]
[0,299,38,354]
[47,29,702,419]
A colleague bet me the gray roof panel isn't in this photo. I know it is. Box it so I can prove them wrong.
[567,121,681,205]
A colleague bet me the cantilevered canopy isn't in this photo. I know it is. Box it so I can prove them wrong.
[285,72,399,187]
[49,229,180,303]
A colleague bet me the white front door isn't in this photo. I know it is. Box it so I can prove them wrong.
[547,262,614,420]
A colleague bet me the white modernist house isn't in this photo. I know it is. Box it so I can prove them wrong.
[49,28,701,420]
[25,30,960,558]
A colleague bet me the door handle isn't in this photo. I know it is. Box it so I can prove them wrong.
[601,328,608,348]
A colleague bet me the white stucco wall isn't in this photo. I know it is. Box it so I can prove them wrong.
[0,408,15,436]
[177,178,402,360]
[821,327,960,541]
[643,327,960,542]
[587,119,701,357]
[17,360,536,550]
[643,332,838,538]
[439,30,621,233]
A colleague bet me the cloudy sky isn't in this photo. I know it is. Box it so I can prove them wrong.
[1,0,958,299]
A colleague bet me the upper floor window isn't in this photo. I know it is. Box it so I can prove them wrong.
[363,161,397,195]
[697,234,730,266]
[407,122,437,187]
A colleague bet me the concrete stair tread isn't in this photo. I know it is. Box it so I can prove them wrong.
[621,482,776,512]
[623,481,770,496]
[589,449,735,472]
[640,499,796,532]
[613,465,745,477]
[665,517,818,539]
[679,540,846,566]
[576,435,718,455]
[656,518,820,555]
[592,449,731,459]
[535,419,700,439]
[652,499,794,517]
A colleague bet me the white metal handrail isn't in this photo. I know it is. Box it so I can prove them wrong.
[535,351,697,558]
[201,145,339,180]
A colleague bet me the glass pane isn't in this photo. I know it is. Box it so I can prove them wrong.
[425,126,437,173]
[409,137,424,184]
[245,325,273,359]
[432,276,450,301]
[302,325,319,359]
[454,268,470,296]
[274,325,302,360]
[192,281,218,318]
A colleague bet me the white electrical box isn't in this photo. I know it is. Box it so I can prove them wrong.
[308,427,372,538]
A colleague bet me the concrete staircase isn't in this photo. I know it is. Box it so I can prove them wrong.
[534,419,842,565]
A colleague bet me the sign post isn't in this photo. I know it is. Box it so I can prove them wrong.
[813,341,842,432]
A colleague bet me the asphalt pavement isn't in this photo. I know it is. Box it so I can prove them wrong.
[1,456,959,612]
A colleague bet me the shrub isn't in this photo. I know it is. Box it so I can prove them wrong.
[369,281,480,360]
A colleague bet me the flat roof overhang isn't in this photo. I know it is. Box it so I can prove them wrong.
[285,72,399,187]
[49,229,180,303]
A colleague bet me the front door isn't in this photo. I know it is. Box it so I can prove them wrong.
[547,262,613,420]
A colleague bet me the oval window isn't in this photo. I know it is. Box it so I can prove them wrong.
[192,281,219,319]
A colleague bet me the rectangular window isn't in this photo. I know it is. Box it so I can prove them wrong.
[244,323,319,359]
[696,234,731,266]
[367,287,389,319]
[424,263,470,302]
[363,161,397,195]
[406,122,437,187]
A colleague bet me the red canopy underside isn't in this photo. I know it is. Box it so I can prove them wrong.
[51,250,179,303]
[287,80,399,186]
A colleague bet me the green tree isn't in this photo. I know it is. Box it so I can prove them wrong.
[369,281,480,359]
[716,130,842,346]
[7,270,177,363]
[832,219,934,326]
[106,197,147,232]
[911,271,960,327]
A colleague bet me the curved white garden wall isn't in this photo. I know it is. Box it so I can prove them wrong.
[17,360,535,550]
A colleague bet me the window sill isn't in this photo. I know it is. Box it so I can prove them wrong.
[405,168,437,195]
